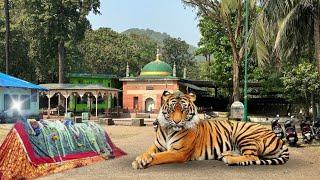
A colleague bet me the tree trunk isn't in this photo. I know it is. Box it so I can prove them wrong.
[226,34,241,102]
[315,8,320,74]
[58,40,65,83]
[4,0,10,74]
[232,58,240,101]
[314,7,320,119]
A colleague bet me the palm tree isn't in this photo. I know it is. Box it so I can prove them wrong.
[253,0,320,118]
[257,0,320,72]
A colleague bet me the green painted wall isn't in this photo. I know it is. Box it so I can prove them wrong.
[69,77,112,87]
[69,95,114,112]
[68,75,118,112]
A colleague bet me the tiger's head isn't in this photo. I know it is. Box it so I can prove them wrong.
[157,91,200,131]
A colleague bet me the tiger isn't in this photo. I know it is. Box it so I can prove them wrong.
[132,91,289,169]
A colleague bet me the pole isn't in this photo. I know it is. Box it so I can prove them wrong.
[243,0,249,122]
[4,0,10,74]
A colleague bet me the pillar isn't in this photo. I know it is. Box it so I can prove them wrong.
[46,93,53,118]
[95,96,98,118]
[93,92,99,118]
[65,97,68,113]
[61,93,70,115]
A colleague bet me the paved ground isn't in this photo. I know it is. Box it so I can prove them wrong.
[1,123,320,180]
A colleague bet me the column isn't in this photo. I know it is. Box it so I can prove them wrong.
[95,96,98,118]
[93,92,99,118]
[65,96,68,114]
[46,92,53,118]
[104,93,109,117]
[61,93,70,115]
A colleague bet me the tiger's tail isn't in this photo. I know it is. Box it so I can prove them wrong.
[237,145,289,166]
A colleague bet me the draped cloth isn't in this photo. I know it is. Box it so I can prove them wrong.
[0,121,126,180]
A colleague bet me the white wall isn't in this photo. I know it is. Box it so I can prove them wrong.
[1,87,39,118]
[0,88,4,111]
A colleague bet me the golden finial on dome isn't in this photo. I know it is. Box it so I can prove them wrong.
[156,48,161,61]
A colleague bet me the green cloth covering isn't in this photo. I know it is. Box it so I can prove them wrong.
[24,120,112,161]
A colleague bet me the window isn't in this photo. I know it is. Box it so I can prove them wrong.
[21,95,31,110]
[31,90,37,102]
[4,94,19,110]
[146,86,154,90]
[4,94,11,110]
[133,97,138,109]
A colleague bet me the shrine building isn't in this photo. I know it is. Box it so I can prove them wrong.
[120,50,180,113]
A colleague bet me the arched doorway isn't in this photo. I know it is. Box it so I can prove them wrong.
[145,98,155,113]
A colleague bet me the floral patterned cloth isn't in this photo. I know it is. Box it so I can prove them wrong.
[0,121,126,179]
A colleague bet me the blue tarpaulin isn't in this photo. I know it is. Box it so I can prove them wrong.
[0,72,47,90]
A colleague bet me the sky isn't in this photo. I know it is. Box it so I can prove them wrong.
[87,0,201,47]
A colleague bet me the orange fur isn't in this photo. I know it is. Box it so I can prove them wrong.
[132,92,289,169]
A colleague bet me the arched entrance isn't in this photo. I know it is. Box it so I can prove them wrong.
[145,98,155,113]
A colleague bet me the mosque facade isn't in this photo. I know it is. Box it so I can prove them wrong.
[120,50,181,113]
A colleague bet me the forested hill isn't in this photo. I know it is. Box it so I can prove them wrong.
[122,28,171,45]
[122,28,200,60]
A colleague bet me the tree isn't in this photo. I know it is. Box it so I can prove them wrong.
[196,17,233,85]
[0,1,34,81]
[78,28,157,77]
[183,0,259,102]
[282,62,320,117]
[127,33,158,74]
[3,0,10,74]
[20,0,100,83]
[260,0,320,73]
[162,37,193,77]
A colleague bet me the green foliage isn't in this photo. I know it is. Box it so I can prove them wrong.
[123,28,204,61]
[257,0,318,66]
[184,0,261,101]
[123,28,171,46]
[78,28,157,77]
[0,0,101,83]
[282,62,320,107]
[162,37,193,77]
[197,17,233,86]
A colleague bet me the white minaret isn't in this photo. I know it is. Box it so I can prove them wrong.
[183,67,187,79]
[173,62,176,77]
[126,62,130,77]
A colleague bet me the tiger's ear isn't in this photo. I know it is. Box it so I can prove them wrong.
[186,92,196,102]
[162,91,172,101]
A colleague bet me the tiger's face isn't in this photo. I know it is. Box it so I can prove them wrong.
[157,91,200,131]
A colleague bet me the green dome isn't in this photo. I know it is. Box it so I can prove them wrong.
[140,60,173,77]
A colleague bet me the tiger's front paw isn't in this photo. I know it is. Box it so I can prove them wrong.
[221,153,239,165]
[132,153,153,169]
[221,156,233,165]
[221,151,234,157]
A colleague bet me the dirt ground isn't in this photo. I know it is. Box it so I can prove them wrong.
[1,123,320,180]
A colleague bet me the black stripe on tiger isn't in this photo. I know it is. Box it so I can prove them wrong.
[237,145,289,166]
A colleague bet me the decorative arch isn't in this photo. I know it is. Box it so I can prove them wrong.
[145,98,155,113]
